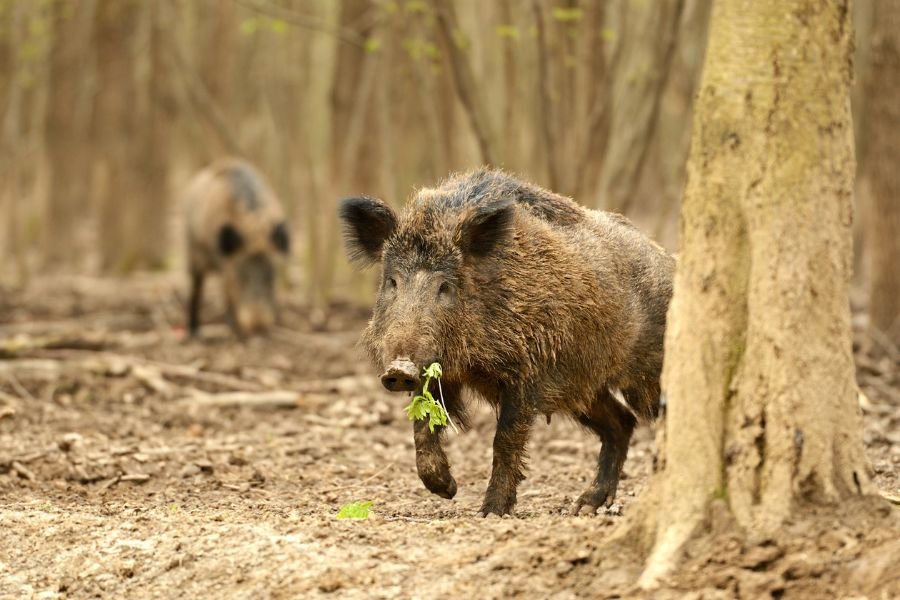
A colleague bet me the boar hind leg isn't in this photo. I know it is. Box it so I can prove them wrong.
[481,393,535,517]
[188,271,205,337]
[414,419,457,499]
[574,389,637,514]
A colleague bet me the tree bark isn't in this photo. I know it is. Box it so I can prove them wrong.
[93,0,141,272]
[315,0,380,306]
[627,0,875,587]
[859,0,900,351]
[135,1,175,269]
[531,0,560,191]
[596,0,684,213]
[433,0,497,166]
[43,0,92,267]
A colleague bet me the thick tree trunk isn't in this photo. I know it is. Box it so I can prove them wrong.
[859,1,900,351]
[628,0,875,587]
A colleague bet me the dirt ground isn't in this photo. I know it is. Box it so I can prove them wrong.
[1,275,898,599]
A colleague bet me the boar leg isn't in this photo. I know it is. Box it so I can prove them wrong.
[188,271,205,336]
[413,381,464,499]
[481,393,535,517]
[574,389,637,514]
[413,419,457,499]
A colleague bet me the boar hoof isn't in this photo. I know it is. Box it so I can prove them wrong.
[420,471,457,500]
[573,483,617,515]
[480,496,516,518]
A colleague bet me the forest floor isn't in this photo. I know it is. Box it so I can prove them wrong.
[0,274,898,599]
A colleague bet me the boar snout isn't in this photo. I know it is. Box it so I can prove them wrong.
[381,358,419,392]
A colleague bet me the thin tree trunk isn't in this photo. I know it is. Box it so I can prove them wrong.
[43,0,92,267]
[433,0,497,166]
[316,0,379,306]
[94,0,140,272]
[498,0,519,171]
[623,0,874,587]
[135,1,175,269]
[531,0,560,191]
[1,0,27,285]
[597,0,684,212]
[860,0,900,351]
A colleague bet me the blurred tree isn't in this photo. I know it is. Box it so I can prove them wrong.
[433,0,497,166]
[44,0,92,267]
[595,0,684,212]
[317,0,380,305]
[626,0,874,587]
[859,0,900,352]
[93,0,142,272]
[135,0,176,269]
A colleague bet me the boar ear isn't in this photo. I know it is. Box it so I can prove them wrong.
[457,198,515,258]
[339,197,398,266]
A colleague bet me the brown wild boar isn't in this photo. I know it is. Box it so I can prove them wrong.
[184,158,290,336]
[340,169,674,516]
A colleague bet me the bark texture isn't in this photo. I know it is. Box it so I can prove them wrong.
[44,0,91,266]
[633,0,874,587]
[859,0,900,350]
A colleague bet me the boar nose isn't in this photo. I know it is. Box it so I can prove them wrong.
[237,305,275,335]
[380,358,419,392]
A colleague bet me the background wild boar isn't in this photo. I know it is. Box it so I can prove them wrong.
[184,158,291,336]
[340,169,674,516]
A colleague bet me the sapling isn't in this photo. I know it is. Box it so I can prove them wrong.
[404,362,457,433]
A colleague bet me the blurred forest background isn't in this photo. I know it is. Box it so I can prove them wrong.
[0,0,895,332]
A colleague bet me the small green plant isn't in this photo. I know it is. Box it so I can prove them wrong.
[337,500,375,520]
[404,362,456,433]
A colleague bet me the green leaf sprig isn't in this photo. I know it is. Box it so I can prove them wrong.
[337,500,374,520]
[404,362,456,433]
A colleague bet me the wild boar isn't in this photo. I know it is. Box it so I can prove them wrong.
[184,158,290,336]
[340,169,674,516]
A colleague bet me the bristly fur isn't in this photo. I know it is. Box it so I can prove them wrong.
[340,167,675,516]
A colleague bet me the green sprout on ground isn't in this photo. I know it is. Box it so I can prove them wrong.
[404,362,457,433]
[337,500,375,520]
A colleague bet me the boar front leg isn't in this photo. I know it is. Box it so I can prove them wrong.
[481,391,535,517]
[188,270,205,337]
[414,419,457,499]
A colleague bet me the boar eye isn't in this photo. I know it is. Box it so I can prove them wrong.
[386,277,397,289]
[218,224,243,256]
[438,281,451,297]
[271,222,290,254]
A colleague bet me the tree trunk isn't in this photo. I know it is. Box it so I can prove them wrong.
[93,0,141,272]
[595,0,684,212]
[135,1,175,269]
[315,0,379,306]
[43,0,92,267]
[628,0,875,587]
[859,0,900,351]
[433,0,497,166]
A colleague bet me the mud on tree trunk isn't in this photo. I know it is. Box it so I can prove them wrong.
[615,0,878,587]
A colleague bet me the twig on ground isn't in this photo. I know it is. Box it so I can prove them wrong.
[183,390,302,409]
[11,460,35,481]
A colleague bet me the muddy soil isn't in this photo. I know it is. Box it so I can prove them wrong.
[1,275,897,599]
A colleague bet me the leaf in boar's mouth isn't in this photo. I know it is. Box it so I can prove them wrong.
[403,362,452,433]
